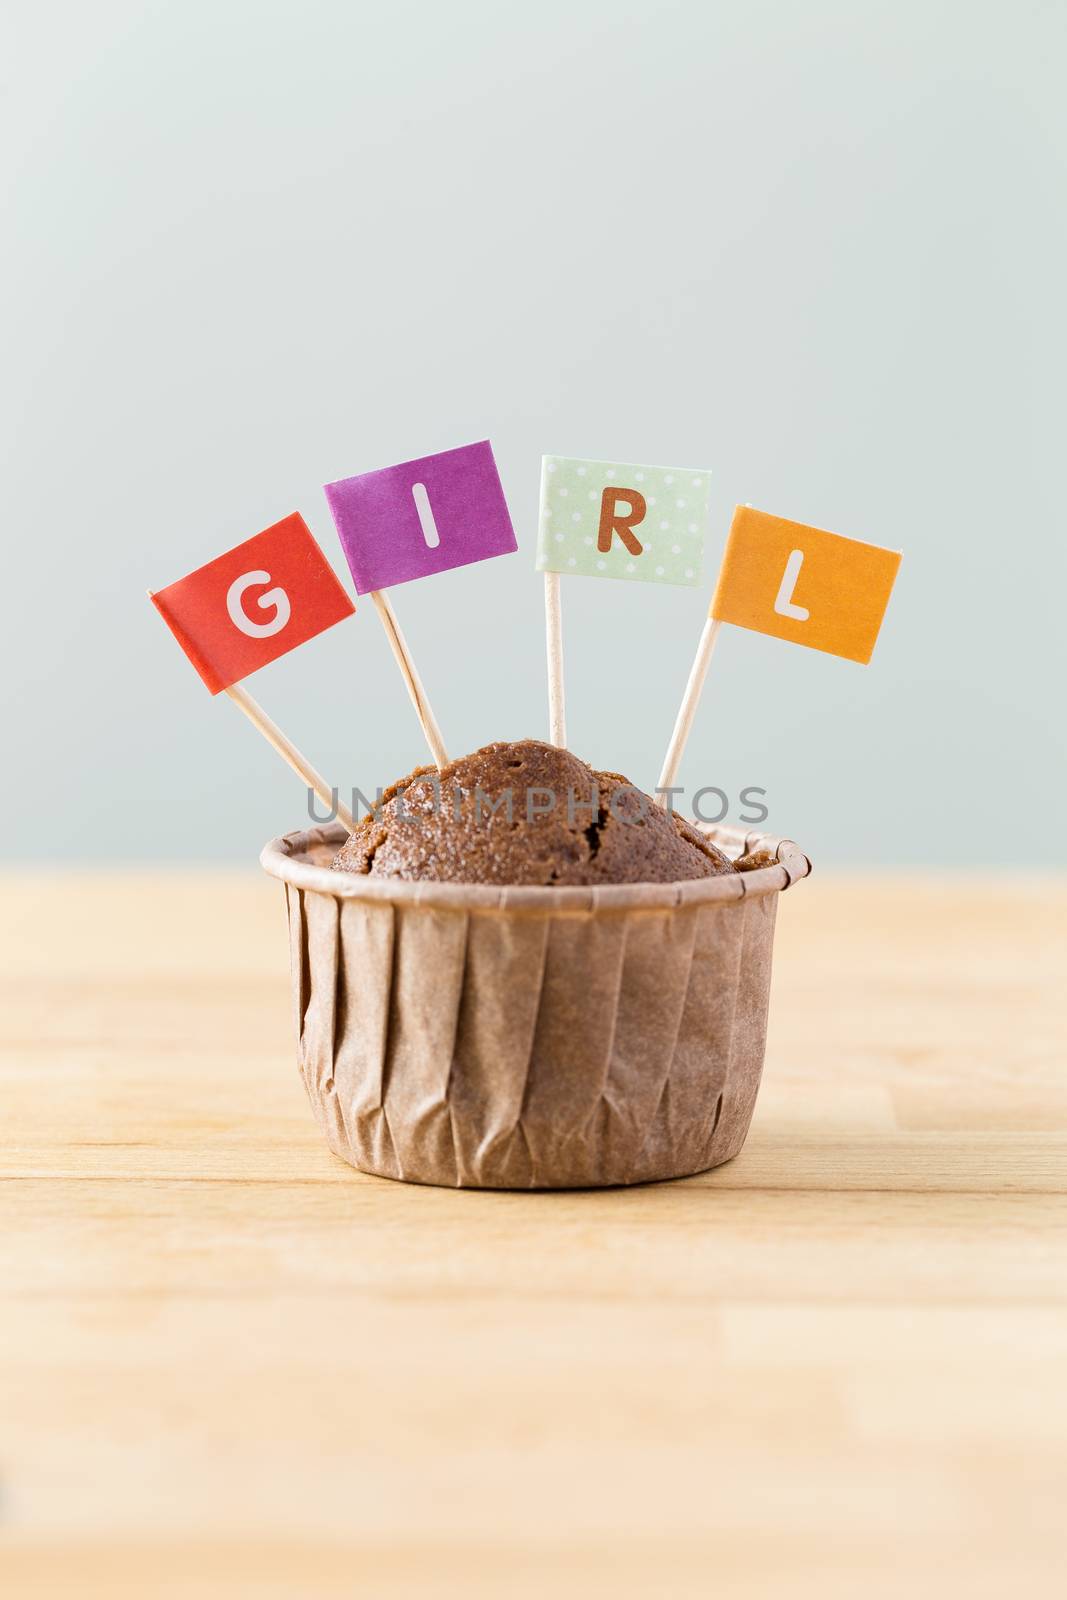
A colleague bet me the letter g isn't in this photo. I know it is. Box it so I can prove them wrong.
[226,570,291,638]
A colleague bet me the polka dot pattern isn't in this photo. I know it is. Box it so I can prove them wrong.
[535,455,711,587]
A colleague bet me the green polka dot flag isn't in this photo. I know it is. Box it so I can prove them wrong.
[535,455,712,587]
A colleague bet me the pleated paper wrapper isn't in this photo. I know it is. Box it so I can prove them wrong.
[261,823,811,1189]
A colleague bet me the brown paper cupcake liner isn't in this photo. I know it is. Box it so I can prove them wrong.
[261,823,811,1189]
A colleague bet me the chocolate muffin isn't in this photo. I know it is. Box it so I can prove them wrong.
[333,739,737,886]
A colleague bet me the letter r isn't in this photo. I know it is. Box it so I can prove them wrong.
[597,487,647,556]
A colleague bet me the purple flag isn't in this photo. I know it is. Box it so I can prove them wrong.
[324,440,517,594]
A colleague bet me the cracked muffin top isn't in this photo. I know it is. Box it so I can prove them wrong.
[332,739,738,886]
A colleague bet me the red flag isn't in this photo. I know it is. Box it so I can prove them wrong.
[151,514,355,693]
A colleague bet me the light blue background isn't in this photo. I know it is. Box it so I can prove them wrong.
[4,0,1065,864]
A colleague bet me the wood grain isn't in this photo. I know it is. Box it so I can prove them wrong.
[1,871,1065,1598]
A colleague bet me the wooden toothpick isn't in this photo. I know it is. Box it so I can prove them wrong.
[225,682,356,831]
[656,617,722,801]
[370,590,449,771]
[544,570,566,748]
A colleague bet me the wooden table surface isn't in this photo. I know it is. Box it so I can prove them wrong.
[1,871,1064,1598]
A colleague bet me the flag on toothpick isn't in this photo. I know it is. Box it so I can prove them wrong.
[151,512,354,692]
[534,454,713,749]
[536,455,712,586]
[323,440,517,769]
[657,504,902,795]
[150,513,357,830]
[325,440,517,593]
[711,505,901,664]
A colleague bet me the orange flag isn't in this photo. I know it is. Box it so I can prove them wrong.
[711,506,901,665]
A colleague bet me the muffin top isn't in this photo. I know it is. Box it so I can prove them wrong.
[332,739,738,886]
